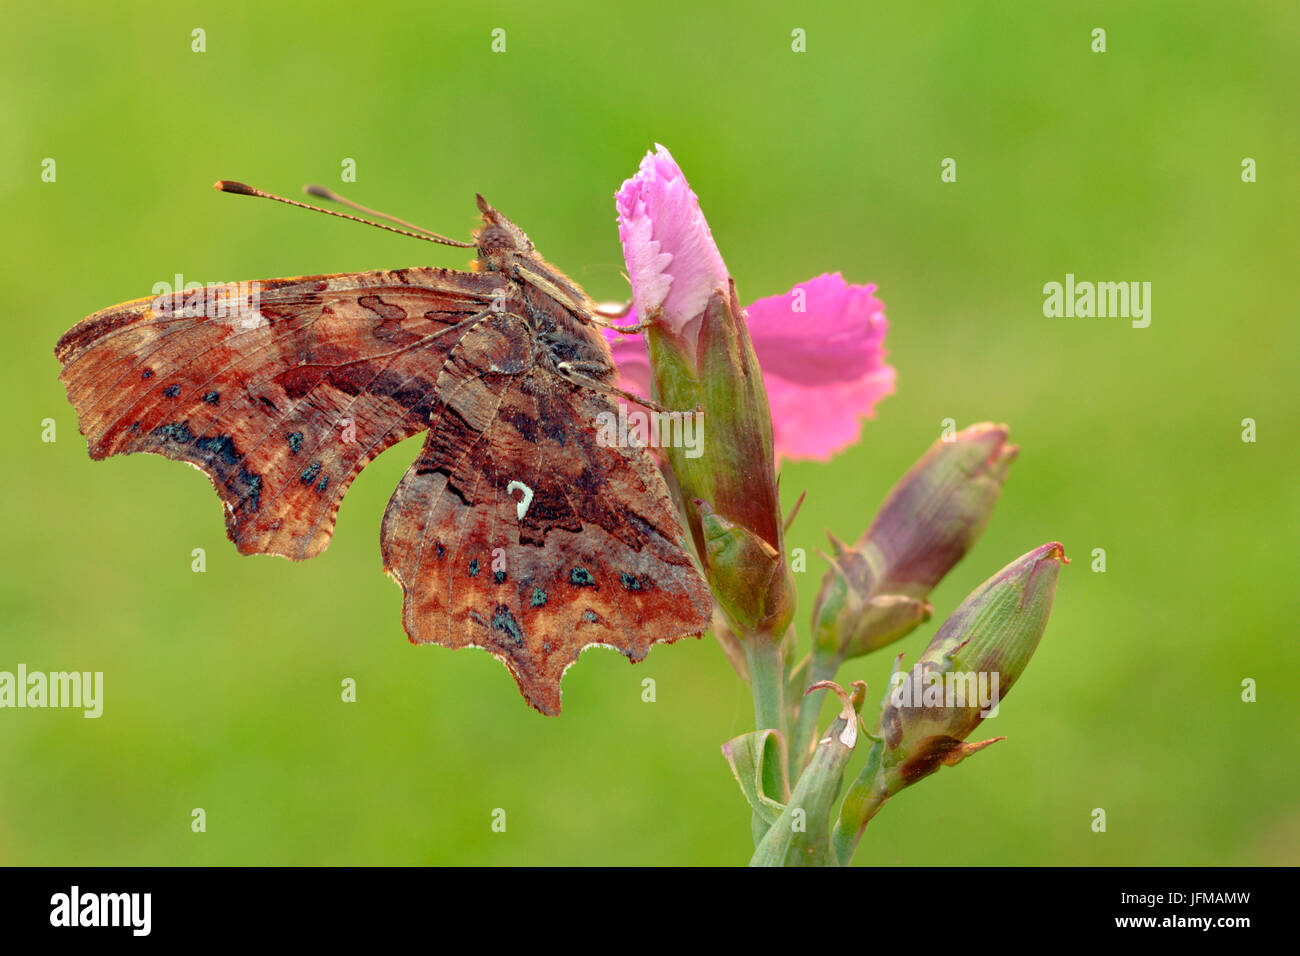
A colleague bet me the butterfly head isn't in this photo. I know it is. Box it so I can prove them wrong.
[473,194,536,271]
[471,194,598,320]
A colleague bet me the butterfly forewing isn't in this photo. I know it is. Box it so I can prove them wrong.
[56,267,498,560]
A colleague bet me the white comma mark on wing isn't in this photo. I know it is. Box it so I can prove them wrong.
[506,480,534,521]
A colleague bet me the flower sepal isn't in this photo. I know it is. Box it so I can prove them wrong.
[699,501,796,640]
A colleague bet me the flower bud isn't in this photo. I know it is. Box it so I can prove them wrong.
[878,542,1067,788]
[699,501,795,638]
[642,277,793,639]
[812,423,1017,660]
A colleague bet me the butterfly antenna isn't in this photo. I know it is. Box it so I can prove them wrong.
[303,184,463,241]
[214,180,475,248]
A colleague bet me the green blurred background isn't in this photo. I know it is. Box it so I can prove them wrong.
[2,1,1296,865]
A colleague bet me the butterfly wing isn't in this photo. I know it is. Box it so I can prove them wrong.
[380,312,713,714]
[55,267,501,560]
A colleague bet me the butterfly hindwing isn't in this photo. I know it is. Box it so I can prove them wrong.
[380,312,713,714]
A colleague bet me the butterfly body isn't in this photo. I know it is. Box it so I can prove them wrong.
[55,193,712,714]
[471,195,618,386]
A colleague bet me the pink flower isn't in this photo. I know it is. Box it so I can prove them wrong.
[607,145,895,461]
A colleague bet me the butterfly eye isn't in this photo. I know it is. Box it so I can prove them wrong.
[477,224,518,252]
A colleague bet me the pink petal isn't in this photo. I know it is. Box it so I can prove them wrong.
[766,365,896,461]
[615,145,729,338]
[742,273,889,385]
[751,274,895,460]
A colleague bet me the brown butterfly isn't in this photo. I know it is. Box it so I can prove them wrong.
[54,181,713,715]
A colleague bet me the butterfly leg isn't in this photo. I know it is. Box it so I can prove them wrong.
[588,300,653,334]
[551,361,684,416]
[590,315,654,334]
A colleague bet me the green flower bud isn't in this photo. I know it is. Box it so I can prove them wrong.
[812,423,1017,660]
[830,543,1067,862]
[648,285,795,638]
[879,542,1068,788]
[700,502,796,639]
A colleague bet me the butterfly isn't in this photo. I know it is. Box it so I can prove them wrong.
[53,181,713,715]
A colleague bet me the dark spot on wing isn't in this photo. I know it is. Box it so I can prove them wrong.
[194,434,239,467]
[419,464,472,506]
[489,605,525,647]
[275,362,431,413]
[357,295,408,322]
[540,416,567,445]
[238,469,263,512]
[155,421,194,443]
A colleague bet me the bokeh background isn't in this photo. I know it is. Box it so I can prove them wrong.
[2,1,1296,865]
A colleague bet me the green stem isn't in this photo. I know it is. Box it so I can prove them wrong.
[789,651,841,777]
[733,628,801,848]
[743,632,790,846]
[744,634,788,743]
[831,738,888,864]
